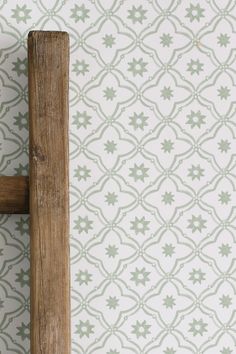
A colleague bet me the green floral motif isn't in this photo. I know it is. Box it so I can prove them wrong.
[217,33,230,47]
[74,216,93,234]
[16,322,30,340]
[15,269,29,287]
[128,58,148,77]
[127,5,147,24]
[103,34,116,48]
[130,216,150,235]
[129,163,149,182]
[187,59,204,75]
[70,4,89,23]
[12,57,27,76]
[161,86,173,100]
[129,112,148,130]
[164,348,176,354]
[218,191,231,204]
[186,110,205,129]
[105,192,118,205]
[14,163,29,176]
[219,243,231,257]
[130,267,150,286]
[189,318,208,336]
[131,320,151,338]
[185,3,205,22]
[187,215,206,233]
[72,111,92,129]
[220,294,232,308]
[13,112,28,131]
[15,217,29,235]
[106,296,119,309]
[162,243,175,257]
[72,60,89,76]
[76,270,92,285]
[188,164,204,180]
[218,86,230,100]
[218,139,231,153]
[163,295,176,309]
[104,140,117,154]
[75,320,94,338]
[160,33,173,47]
[161,139,174,153]
[107,350,119,354]
[104,87,116,100]
[11,4,31,24]
[162,192,174,205]
[220,347,233,354]
[106,245,119,258]
[74,165,91,181]
[189,268,206,284]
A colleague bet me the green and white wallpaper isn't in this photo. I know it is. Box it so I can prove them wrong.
[1,0,236,353]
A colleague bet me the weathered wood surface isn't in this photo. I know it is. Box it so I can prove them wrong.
[28,31,70,354]
[0,176,29,214]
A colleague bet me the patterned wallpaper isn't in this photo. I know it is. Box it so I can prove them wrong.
[0,0,236,353]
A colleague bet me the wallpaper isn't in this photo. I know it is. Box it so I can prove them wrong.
[0,0,236,353]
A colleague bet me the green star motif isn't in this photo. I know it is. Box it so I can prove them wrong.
[74,215,93,234]
[76,270,92,285]
[15,217,29,235]
[161,139,174,153]
[16,322,30,340]
[217,33,230,47]
[75,320,94,338]
[130,267,150,286]
[105,192,118,206]
[220,294,232,308]
[14,163,29,176]
[103,34,116,48]
[131,320,151,338]
[218,191,231,204]
[129,163,149,182]
[218,86,230,100]
[187,59,204,75]
[74,165,91,181]
[11,4,32,24]
[12,57,27,76]
[106,296,119,309]
[162,243,175,257]
[163,295,176,309]
[188,215,206,233]
[130,216,150,235]
[162,192,174,205]
[185,3,205,22]
[129,112,148,130]
[161,86,173,100]
[186,110,205,129]
[72,60,89,76]
[128,58,148,77]
[218,139,231,153]
[107,350,119,354]
[106,245,119,258]
[219,243,231,257]
[160,33,173,47]
[127,5,147,24]
[220,347,233,354]
[70,4,90,23]
[189,268,206,284]
[188,164,204,180]
[73,111,92,129]
[104,140,117,154]
[15,269,29,287]
[13,112,28,131]
[103,87,116,100]
[164,348,176,354]
[189,318,208,336]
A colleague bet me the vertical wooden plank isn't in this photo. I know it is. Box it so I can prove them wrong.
[28,31,70,354]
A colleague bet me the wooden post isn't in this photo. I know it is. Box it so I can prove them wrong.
[28,31,70,354]
[0,176,29,214]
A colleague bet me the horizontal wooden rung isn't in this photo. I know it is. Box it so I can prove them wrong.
[0,176,29,214]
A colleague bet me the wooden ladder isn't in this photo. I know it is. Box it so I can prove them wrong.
[0,31,70,354]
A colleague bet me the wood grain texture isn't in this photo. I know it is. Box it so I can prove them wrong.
[0,176,29,213]
[28,31,70,354]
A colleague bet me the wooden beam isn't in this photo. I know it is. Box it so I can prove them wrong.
[28,31,70,354]
[0,176,29,214]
